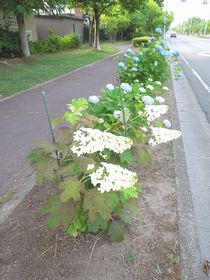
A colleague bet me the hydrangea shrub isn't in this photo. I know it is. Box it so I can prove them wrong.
[28,29,181,242]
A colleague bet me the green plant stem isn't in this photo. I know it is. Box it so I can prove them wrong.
[119,91,127,137]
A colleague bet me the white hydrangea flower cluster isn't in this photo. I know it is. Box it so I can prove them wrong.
[71,128,133,156]
[163,86,169,91]
[146,85,154,91]
[155,81,162,85]
[155,96,165,104]
[145,105,168,121]
[89,162,138,193]
[149,127,181,146]
[139,87,146,93]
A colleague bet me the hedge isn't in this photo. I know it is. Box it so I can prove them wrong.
[132,36,150,47]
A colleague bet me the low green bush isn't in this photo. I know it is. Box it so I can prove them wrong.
[132,36,150,47]
[29,31,80,54]
[0,28,21,58]
[59,34,80,49]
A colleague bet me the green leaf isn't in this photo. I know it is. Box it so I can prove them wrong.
[60,178,84,202]
[74,156,96,173]
[52,117,65,129]
[57,162,81,177]
[67,98,88,113]
[124,199,143,218]
[137,147,153,167]
[120,149,133,165]
[33,141,56,154]
[67,214,87,236]
[118,209,133,225]
[43,195,76,230]
[120,186,139,201]
[65,98,89,126]
[108,220,125,242]
[84,189,113,222]
[56,126,72,144]
[88,214,108,233]
[34,155,58,185]
[64,112,79,126]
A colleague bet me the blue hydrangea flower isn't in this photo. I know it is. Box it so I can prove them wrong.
[126,48,134,55]
[118,62,126,68]
[133,56,140,62]
[150,36,156,41]
[156,45,163,52]
[113,110,121,119]
[160,50,170,58]
[161,40,167,46]
[131,67,138,72]
[173,51,180,57]
[155,27,162,35]
[106,84,115,91]
[120,83,132,93]
[88,96,100,104]
[142,96,155,105]
[163,119,172,129]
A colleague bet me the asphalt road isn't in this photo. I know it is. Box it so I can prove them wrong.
[169,36,210,122]
[0,52,123,198]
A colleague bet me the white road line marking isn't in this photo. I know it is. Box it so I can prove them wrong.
[180,53,210,94]
[198,51,210,57]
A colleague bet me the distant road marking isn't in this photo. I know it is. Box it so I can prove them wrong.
[198,51,210,57]
[180,53,210,94]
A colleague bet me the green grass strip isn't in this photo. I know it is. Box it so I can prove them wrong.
[0,43,119,98]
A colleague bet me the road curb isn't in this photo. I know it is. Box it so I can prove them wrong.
[0,51,122,103]
[170,67,207,279]
[0,173,35,225]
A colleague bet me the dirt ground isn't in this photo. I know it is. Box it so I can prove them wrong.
[0,95,181,280]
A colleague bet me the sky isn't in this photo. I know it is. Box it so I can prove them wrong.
[166,0,210,26]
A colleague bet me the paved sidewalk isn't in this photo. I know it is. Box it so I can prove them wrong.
[0,46,129,199]
[172,68,210,279]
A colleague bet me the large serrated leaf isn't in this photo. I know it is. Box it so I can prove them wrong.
[119,149,133,165]
[120,186,139,201]
[74,156,96,172]
[84,189,113,222]
[56,162,81,177]
[118,209,133,225]
[52,117,65,129]
[43,194,76,230]
[30,154,58,185]
[60,178,84,202]
[55,126,73,144]
[124,199,143,218]
[108,220,125,242]
[88,214,108,233]
[33,141,56,154]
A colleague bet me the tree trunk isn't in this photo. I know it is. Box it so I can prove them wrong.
[93,9,101,50]
[16,14,30,57]
[89,17,94,47]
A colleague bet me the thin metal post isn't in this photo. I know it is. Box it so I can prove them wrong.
[41,91,56,144]
[41,91,60,166]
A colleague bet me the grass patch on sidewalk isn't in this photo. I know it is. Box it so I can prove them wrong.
[0,43,119,98]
